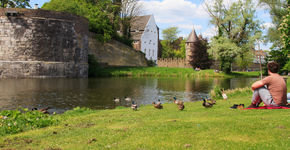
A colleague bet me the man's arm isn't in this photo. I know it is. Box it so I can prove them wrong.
[251,80,265,90]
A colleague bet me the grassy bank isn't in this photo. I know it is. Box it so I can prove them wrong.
[93,67,260,78]
[0,86,289,149]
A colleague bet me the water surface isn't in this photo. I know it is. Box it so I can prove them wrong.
[0,77,258,112]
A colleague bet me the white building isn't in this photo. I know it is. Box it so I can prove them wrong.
[130,15,160,63]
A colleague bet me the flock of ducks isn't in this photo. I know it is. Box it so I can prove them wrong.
[113,96,217,111]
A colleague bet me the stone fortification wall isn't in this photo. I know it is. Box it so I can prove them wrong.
[157,58,191,68]
[158,58,263,71]
[89,33,147,67]
[0,8,89,78]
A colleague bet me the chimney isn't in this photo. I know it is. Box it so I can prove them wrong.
[34,4,39,9]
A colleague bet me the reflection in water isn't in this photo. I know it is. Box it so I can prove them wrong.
[0,77,258,112]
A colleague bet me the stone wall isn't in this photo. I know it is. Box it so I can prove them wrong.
[157,58,191,68]
[158,58,263,71]
[0,8,89,78]
[89,33,147,67]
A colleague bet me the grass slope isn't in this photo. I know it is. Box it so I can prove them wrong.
[0,88,289,150]
[95,67,260,78]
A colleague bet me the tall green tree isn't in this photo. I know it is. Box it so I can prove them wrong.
[205,0,261,73]
[278,5,290,73]
[43,0,117,42]
[161,27,186,59]
[209,37,240,73]
[260,0,289,73]
[259,0,288,48]
[162,27,180,43]
[0,0,30,8]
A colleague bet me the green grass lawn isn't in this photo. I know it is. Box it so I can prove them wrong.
[94,67,260,78]
[0,87,289,150]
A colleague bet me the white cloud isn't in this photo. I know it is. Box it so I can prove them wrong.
[261,22,275,30]
[177,24,202,30]
[140,0,209,24]
[201,26,217,39]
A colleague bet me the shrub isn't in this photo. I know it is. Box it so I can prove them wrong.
[0,108,56,136]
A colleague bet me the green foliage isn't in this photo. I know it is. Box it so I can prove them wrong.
[236,50,255,71]
[282,60,290,72]
[210,86,222,99]
[161,40,175,58]
[259,0,288,48]
[42,0,118,42]
[0,108,56,136]
[266,6,289,74]
[209,37,240,73]
[279,6,290,50]
[113,34,133,47]
[146,60,156,67]
[162,27,180,42]
[206,0,261,73]
[0,0,30,8]
[161,27,186,59]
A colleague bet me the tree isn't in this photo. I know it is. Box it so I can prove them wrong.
[160,27,186,59]
[278,5,290,73]
[205,0,261,73]
[264,2,289,73]
[162,27,180,43]
[111,0,144,38]
[0,0,30,8]
[43,0,116,42]
[209,37,240,73]
[259,0,288,48]
[236,50,254,71]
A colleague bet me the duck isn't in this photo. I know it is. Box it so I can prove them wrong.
[124,96,131,102]
[32,107,50,114]
[113,97,120,103]
[207,98,216,105]
[178,103,185,111]
[173,97,183,105]
[131,101,138,111]
[152,99,163,109]
[202,98,213,108]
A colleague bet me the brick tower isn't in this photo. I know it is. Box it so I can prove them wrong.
[185,28,199,65]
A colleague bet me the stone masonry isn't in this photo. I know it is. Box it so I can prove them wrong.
[0,8,89,78]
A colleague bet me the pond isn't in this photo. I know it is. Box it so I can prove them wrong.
[0,77,258,113]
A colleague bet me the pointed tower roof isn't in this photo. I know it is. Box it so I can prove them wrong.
[186,28,199,43]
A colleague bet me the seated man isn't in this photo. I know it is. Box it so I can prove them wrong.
[247,62,287,108]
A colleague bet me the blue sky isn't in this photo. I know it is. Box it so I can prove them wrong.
[30,0,273,50]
